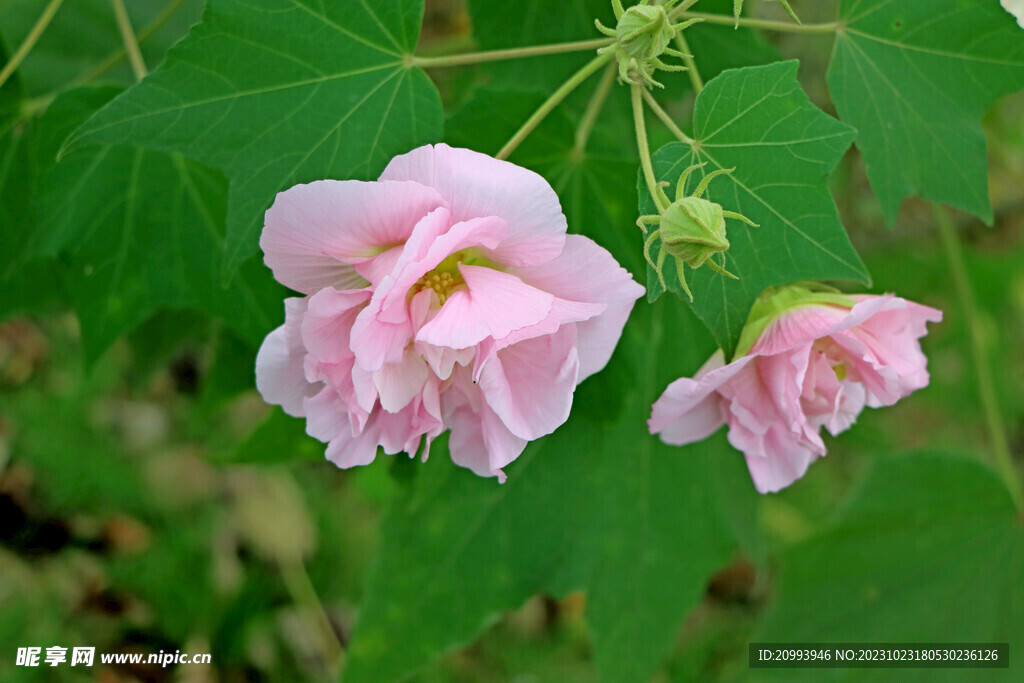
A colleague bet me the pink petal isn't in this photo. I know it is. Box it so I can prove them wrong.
[300,287,372,364]
[741,437,817,494]
[255,298,317,417]
[475,326,579,440]
[749,304,849,357]
[303,386,348,443]
[373,347,430,413]
[649,351,753,442]
[262,179,446,294]
[379,144,567,268]
[416,265,555,350]
[478,297,607,362]
[448,403,527,482]
[513,235,644,379]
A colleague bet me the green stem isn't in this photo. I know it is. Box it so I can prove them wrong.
[280,560,344,676]
[0,0,65,89]
[677,11,837,33]
[496,52,613,161]
[640,88,694,144]
[78,0,189,85]
[672,31,703,93]
[632,84,668,213]
[668,0,704,19]
[934,205,1022,510]
[411,38,614,69]
[571,62,617,160]
[110,0,147,81]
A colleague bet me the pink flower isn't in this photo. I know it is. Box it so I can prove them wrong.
[255,144,644,481]
[648,288,942,493]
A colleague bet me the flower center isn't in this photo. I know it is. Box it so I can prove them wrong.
[416,270,462,304]
[413,248,497,305]
[833,363,847,381]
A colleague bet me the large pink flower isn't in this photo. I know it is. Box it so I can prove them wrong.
[648,288,942,493]
[256,144,644,481]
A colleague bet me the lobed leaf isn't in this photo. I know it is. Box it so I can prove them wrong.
[33,87,282,363]
[66,0,444,278]
[828,0,1024,224]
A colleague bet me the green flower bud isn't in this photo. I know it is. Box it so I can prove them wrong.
[594,0,703,88]
[616,4,673,62]
[659,195,729,269]
[636,163,759,301]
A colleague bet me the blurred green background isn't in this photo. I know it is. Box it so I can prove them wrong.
[2,0,1023,680]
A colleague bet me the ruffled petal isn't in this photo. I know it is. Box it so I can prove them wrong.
[749,304,849,357]
[261,179,446,294]
[379,143,566,268]
[475,326,579,440]
[300,287,372,364]
[255,298,317,417]
[649,351,753,443]
[373,347,430,413]
[448,401,527,482]
[514,235,644,379]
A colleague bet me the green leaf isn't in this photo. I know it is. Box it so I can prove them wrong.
[33,86,282,362]
[734,0,801,26]
[0,42,67,318]
[0,0,205,95]
[67,0,444,277]
[344,299,755,682]
[465,0,616,90]
[757,452,1022,680]
[640,61,868,356]
[229,407,324,465]
[828,0,1024,224]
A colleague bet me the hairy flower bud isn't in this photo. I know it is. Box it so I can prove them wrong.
[659,196,730,269]
[636,164,757,300]
[595,0,702,87]
[616,4,674,62]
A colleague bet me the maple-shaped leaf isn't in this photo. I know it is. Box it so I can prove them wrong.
[828,0,1024,224]
[66,0,443,278]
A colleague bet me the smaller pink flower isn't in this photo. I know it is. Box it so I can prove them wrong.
[648,287,942,493]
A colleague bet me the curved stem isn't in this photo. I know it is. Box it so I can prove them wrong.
[640,88,694,145]
[677,11,838,33]
[632,84,668,213]
[78,0,189,85]
[0,0,65,89]
[110,0,147,81]
[668,0,704,20]
[412,38,614,69]
[672,31,703,93]
[496,52,613,161]
[572,61,617,160]
[280,559,345,675]
[934,205,1022,510]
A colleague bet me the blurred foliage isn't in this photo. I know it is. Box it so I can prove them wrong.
[1,0,1023,681]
